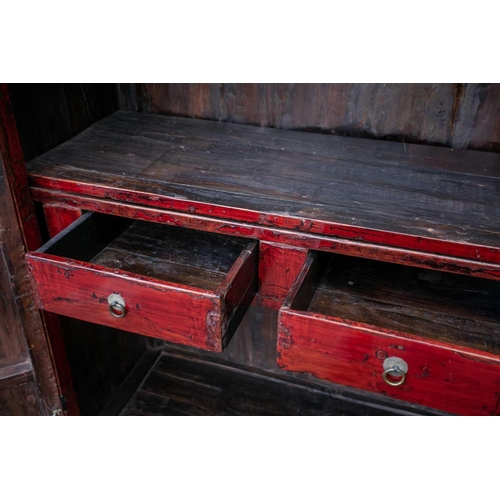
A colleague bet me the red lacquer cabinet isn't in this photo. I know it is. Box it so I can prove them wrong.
[2,83,500,416]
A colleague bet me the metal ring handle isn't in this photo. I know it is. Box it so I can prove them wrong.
[108,300,126,318]
[382,367,406,387]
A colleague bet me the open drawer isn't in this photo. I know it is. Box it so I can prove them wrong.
[27,212,258,352]
[277,251,500,415]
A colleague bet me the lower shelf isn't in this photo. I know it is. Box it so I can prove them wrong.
[68,305,446,416]
[110,349,445,416]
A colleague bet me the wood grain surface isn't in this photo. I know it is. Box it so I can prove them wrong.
[92,219,249,290]
[0,372,44,416]
[27,111,500,265]
[308,253,500,355]
[133,83,500,153]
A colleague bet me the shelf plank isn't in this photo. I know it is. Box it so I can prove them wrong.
[120,349,443,416]
[28,111,500,260]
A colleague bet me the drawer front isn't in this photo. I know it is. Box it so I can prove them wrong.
[277,251,500,415]
[28,257,221,350]
[26,213,258,352]
[278,309,500,416]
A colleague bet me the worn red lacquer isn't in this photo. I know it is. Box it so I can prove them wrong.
[277,253,500,416]
[27,242,258,352]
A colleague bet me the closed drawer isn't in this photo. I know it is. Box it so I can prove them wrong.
[277,251,500,415]
[27,212,258,352]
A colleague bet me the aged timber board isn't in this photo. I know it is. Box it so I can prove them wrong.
[27,111,500,257]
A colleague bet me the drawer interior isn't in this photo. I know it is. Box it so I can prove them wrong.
[38,212,250,290]
[292,252,500,355]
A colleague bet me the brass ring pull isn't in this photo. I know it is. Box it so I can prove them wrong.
[108,300,126,318]
[107,293,126,318]
[382,366,406,387]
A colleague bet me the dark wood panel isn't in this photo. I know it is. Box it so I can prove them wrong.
[277,83,456,145]
[220,83,275,127]
[308,253,500,355]
[117,84,139,113]
[0,372,43,416]
[11,83,499,156]
[136,83,500,152]
[59,317,149,416]
[9,83,118,161]
[27,111,500,263]
[140,84,457,144]
[453,83,500,153]
[140,83,221,120]
[0,206,31,369]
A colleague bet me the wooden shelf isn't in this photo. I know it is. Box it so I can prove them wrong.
[119,349,440,416]
[102,304,446,417]
[27,111,500,265]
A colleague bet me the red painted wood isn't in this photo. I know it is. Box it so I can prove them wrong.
[258,243,308,305]
[29,175,500,266]
[27,241,258,352]
[277,257,500,416]
[42,203,82,238]
[278,311,500,416]
[0,84,42,252]
[30,188,500,282]
[28,254,221,351]
[252,296,282,310]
